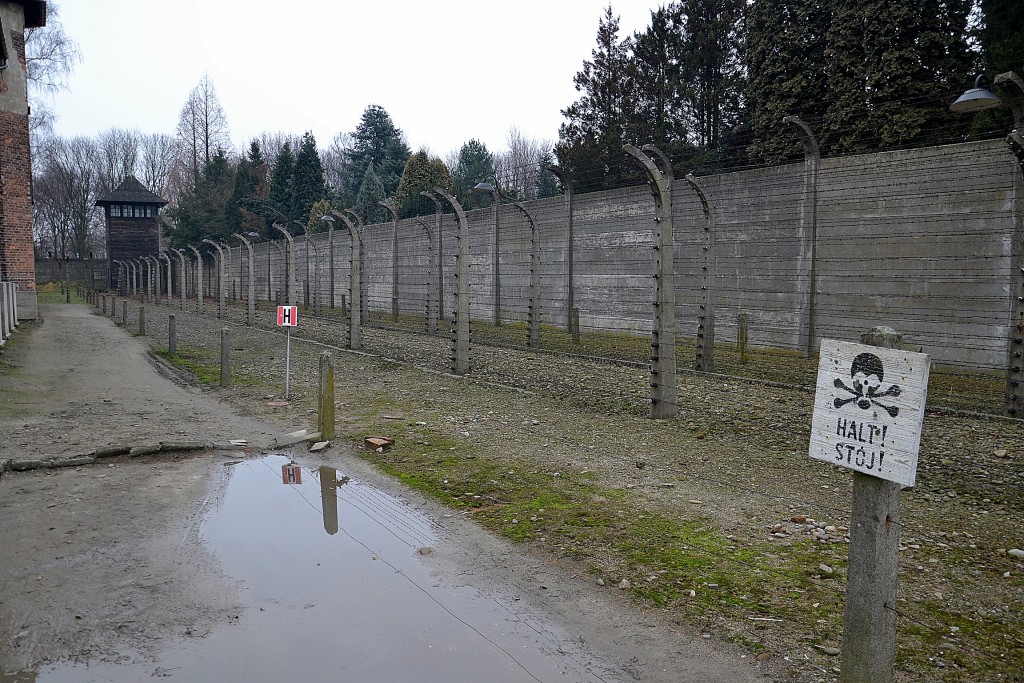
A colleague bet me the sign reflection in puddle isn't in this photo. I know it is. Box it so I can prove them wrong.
[34,454,612,683]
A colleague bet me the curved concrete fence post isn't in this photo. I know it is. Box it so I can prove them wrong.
[994,72,1024,416]
[202,240,227,319]
[414,217,438,333]
[185,246,203,315]
[420,191,445,322]
[433,187,471,376]
[141,256,155,304]
[272,224,296,306]
[546,164,577,337]
[234,233,256,326]
[783,115,820,359]
[343,210,368,325]
[624,144,678,420]
[172,249,187,311]
[331,210,362,350]
[507,200,542,349]
[380,200,400,321]
[683,172,717,374]
[305,234,321,317]
[160,252,173,306]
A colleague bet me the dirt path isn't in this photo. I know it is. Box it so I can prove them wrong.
[0,304,768,682]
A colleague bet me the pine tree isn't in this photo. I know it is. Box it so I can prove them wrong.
[535,150,561,199]
[556,4,633,191]
[267,141,295,221]
[745,0,830,164]
[354,163,387,225]
[346,105,411,199]
[395,150,454,218]
[290,131,327,225]
[627,4,689,152]
[979,0,1024,74]
[451,139,495,210]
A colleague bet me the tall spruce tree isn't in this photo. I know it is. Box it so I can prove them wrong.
[346,105,411,199]
[290,131,327,225]
[627,4,689,154]
[451,139,495,210]
[267,140,295,221]
[979,0,1024,74]
[745,0,830,164]
[556,4,633,191]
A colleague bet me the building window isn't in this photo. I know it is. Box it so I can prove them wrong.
[110,205,121,217]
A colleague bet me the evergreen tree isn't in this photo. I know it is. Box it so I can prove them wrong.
[290,131,327,225]
[306,198,333,233]
[346,105,411,199]
[267,140,295,221]
[535,150,561,199]
[170,148,235,246]
[555,4,633,192]
[679,0,745,152]
[979,0,1024,74]
[745,0,830,164]
[354,162,387,225]
[627,4,689,153]
[826,0,973,154]
[395,150,454,218]
[450,139,495,210]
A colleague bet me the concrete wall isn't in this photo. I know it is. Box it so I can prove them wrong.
[171,138,1022,373]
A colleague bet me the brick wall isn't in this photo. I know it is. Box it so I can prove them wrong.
[0,7,37,319]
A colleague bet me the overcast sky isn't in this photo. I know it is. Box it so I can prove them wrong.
[46,0,666,159]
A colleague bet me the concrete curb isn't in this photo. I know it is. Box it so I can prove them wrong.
[0,440,252,478]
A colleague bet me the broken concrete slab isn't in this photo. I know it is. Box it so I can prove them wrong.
[52,456,97,468]
[93,446,131,456]
[271,430,322,448]
[11,460,49,471]
[309,441,330,452]
[159,441,208,453]
[212,442,248,451]
[128,445,161,457]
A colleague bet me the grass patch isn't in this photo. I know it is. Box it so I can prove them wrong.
[35,281,86,304]
[155,347,259,387]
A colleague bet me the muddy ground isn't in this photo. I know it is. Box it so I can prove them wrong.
[0,303,772,682]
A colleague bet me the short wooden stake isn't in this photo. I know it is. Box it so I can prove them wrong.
[168,314,177,355]
[220,327,231,387]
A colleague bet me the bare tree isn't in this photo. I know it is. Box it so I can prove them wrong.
[175,74,231,189]
[322,131,354,197]
[33,135,102,259]
[494,127,550,200]
[137,133,177,200]
[95,128,141,196]
[25,2,81,138]
[253,130,301,167]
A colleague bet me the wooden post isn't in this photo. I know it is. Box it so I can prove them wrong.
[318,352,335,440]
[168,314,177,355]
[138,306,146,336]
[737,312,748,364]
[122,300,127,327]
[840,328,909,683]
[220,327,231,387]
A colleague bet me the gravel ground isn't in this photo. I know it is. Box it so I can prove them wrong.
[99,294,1023,682]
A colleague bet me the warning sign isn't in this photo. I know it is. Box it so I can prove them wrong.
[809,339,929,487]
[281,462,302,485]
[277,306,298,327]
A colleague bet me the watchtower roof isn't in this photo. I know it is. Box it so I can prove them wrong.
[95,175,168,207]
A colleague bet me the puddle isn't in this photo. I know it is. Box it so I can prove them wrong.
[32,455,615,682]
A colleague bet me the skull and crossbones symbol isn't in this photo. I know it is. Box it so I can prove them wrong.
[833,352,901,417]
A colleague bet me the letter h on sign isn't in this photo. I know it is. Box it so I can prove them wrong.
[277,305,298,327]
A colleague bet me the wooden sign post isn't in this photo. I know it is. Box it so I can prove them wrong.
[809,331,929,683]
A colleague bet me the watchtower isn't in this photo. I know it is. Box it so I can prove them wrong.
[95,175,168,288]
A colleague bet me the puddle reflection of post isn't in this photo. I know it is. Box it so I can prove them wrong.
[319,466,339,535]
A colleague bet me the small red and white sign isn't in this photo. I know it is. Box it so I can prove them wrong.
[277,305,298,327]
[281,462,302,485]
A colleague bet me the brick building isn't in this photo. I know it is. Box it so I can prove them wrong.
[95,175,168,289]
[0,0,45,320]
